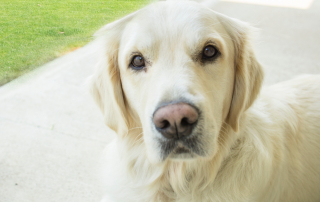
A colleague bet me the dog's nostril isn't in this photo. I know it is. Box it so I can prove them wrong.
[160,120,170,129]
[181,117,190,126]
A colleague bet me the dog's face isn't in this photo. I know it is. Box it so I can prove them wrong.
[91,1,263,163]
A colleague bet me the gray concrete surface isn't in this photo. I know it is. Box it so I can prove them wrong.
[0,1,319,201]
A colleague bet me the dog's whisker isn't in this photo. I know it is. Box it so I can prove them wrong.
[128,127,143,131]
[129,132,144,148]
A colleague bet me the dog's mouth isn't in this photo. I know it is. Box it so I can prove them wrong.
[173,146,190,154]
[158,135,205,160]
[169,145,197,160]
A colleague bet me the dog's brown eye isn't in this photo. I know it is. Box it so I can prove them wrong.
[202,45,217,58]
[131,55,145,70]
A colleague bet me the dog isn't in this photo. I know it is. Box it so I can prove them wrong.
[89,1,320,201]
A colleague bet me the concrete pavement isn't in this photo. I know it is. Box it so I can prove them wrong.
[0,40,115,202]
[1,1,319,201]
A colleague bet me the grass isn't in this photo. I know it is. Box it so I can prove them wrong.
[0,0,150,86]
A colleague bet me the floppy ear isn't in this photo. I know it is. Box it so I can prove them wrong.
[217,14,264,132]
[89,12,139,136]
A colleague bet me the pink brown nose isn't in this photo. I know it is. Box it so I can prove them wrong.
[153,103,199,139]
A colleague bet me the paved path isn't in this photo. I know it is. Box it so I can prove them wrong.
[0,1,319,201]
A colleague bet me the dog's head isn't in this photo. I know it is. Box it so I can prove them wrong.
[90,1,263,163]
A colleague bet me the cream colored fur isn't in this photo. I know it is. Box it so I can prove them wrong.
[89,1,320,201]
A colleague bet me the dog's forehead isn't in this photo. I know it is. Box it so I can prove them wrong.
[121,2,225,50]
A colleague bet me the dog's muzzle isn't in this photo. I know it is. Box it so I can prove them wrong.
[152,102,203,159]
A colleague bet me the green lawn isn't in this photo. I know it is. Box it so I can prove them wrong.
[0,0,149,86]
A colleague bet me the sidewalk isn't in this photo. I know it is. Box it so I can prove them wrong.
[0,40,114,202]
[0,1,319,201]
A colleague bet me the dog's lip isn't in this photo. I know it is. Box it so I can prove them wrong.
[158,134,205,160]
[173,145,191,154]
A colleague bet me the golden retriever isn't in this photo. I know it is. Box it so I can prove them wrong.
[89,1,320,201]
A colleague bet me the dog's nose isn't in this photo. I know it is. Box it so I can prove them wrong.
[153,103,199,139]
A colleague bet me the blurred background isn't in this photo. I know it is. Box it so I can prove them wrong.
[0,0,319,201]
[0,0,150,86]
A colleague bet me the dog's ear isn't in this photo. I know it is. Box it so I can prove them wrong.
[89,12,139,136]
[217,14,264,132]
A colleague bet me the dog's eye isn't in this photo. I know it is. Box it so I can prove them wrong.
[130,55,145,70]
[202,45,218,59]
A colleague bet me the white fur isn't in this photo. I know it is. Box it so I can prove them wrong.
[90,1,320,201]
